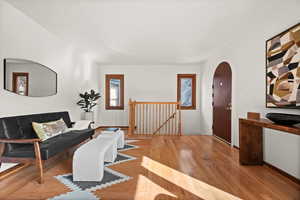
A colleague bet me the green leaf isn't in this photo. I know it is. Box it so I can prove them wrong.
[77,89,101,111]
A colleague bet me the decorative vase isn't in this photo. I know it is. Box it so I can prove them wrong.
[266,113,300,126]
[83,111,94,122]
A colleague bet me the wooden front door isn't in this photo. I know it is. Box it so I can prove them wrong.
[213,62,232,143]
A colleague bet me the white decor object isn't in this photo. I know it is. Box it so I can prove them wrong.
[72,138,116,182]
[73,120,92,130]
[83,111,94,121]
[102,138,118,162]
[99,130,125,149]
[96,134,119,161]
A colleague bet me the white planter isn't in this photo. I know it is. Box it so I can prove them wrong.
[83,111,94,121]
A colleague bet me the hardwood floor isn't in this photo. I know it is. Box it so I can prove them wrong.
[0,135,299,200]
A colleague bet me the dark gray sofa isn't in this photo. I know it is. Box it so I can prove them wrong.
[0,111,95,183]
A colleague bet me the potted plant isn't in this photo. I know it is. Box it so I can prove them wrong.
[77,89,101,121]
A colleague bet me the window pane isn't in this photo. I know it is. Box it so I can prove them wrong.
[110,79,120,106]
[180,78,192,106]
[16,76,28,96]
[106,74,124,110]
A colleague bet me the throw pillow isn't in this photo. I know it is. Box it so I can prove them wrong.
[72,120,92,130]
[32,118,68,141]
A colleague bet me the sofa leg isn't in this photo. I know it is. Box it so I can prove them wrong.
[34,142,44,184]
[0,143,5,169]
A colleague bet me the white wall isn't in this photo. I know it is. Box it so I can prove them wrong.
[0,0,99,119]
[201,4,300,178]
[96,64,205,134]
[0,1,99,171]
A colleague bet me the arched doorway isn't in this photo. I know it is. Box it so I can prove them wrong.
[212,62,232,144]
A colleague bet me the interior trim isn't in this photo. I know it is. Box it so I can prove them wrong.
[233,145,300,184]
[213,134,231,145]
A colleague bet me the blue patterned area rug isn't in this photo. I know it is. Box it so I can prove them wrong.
[105,152,137,166]
[49,191,99,200]
[118,143,139,152]
[49,141,140,200]
[51,168,131,200]
[54,167,131,192]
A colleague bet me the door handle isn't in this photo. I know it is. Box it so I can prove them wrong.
[226,103,232,110]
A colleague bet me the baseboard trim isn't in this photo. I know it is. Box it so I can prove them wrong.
[96,125,129,130]
[263,161,300,185]
[213,135,231,145]
[232,145,299,184]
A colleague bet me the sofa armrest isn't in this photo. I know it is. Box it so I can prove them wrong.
[71,121,95,129]
[89,121,95,129]
[70,122,76,127]
[0,138,41,144]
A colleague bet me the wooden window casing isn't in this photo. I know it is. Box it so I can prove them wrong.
[13,72,29,96]
[105,74,124,110]
[177,74,196,110]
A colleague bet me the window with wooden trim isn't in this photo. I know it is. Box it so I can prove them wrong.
[105,74,124,110]
[177,74,196,110]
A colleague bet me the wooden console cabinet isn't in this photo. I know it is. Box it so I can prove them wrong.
[239,118,300,165]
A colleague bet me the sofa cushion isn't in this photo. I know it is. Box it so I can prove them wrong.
[40,129,94,159]
[0,118,24,152]
[3,129,94,160]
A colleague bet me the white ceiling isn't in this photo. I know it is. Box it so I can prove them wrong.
[4,0,298,64]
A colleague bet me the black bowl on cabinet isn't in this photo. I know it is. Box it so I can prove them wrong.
[266,113,300,126]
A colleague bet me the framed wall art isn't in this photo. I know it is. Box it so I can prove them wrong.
[266,23,300,108]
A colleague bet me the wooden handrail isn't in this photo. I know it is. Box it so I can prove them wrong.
[153,112,176,134]
[128,99,182,136]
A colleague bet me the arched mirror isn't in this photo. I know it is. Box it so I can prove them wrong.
[4,58,57,97]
